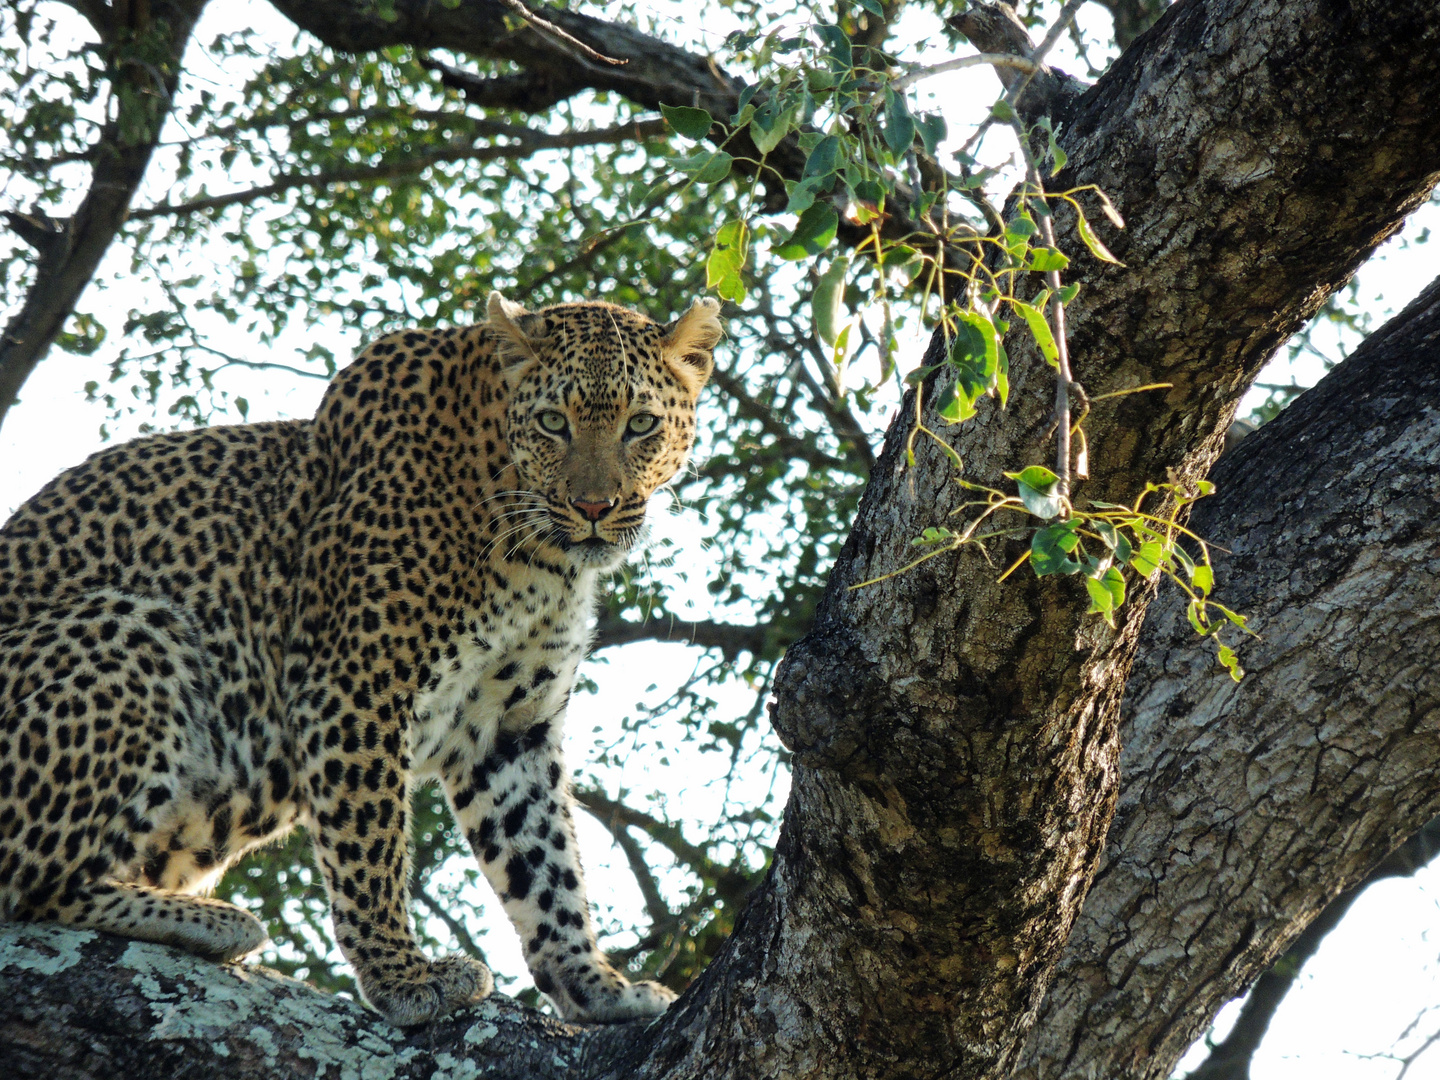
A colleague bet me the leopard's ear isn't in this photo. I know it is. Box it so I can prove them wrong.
[487,291,542,376]
[661,297,723,397]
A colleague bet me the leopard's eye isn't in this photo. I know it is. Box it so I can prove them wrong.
[537,410,568,435]
[626,413,659,437]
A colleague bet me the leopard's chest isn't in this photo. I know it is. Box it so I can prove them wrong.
[409,562,594,775]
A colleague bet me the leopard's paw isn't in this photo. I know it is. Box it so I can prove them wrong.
[363,955,494,1026]
[569,977,677,1023]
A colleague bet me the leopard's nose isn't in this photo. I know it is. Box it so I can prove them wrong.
[571,498,616,522]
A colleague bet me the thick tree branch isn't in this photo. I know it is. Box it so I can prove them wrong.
[2,209,69,258]
[419,54,588,112]
[636,1,1440,1076]
[1184,818,1440,1080]
[948,2,1090,125]
[1017,274,1440,1080]
[264,0,977,287]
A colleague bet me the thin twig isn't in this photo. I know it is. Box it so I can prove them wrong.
[495,0,628,67]
[999,0,1088,495]
[892,52,1041,91]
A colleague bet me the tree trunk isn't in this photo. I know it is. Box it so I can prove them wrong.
[3,0,1440,1078]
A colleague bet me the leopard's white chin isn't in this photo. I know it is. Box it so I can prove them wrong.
[566,538,629,570]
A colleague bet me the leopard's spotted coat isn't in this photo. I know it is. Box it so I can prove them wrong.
[0,292,723,1025]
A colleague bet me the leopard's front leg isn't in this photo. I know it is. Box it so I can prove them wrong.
[442,715,675,1022]
[298,690,493,1026]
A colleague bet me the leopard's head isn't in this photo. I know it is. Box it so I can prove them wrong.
[489,292,723,569]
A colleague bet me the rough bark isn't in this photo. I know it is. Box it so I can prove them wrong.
[0,0,207,430]
[4,1,1440,1079]
[0,924,600,1080]
[1016,274,1440,1080]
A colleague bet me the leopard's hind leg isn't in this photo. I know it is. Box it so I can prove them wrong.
[47,880,268,961]
[0,591,268,963]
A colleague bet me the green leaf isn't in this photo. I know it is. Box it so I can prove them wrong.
[1094,520,1133,566]
[1213,603,1253,634]
[1085,566,1125,626]
[991,98,1018,123]
[1187,600,1207,635]
[1031,519,1084,576]
[802,134,841,180]
[1016,479,1064,520]
[1172,543,1196,580]
[1011,298,1060,365]
[1044,122,1068,176]
[1057,283,1081,305]
[807,69,837,92]
[1217,643,1244,681]
[830,322,856,375]
[1028,247,1070,272]
[1013,464,1059,490]
[1130,540,1164,576]
[912,525,955,546]
[814,23,853,68]
[1004,213,1038,244]
[859,0,884,14]
[750,99,799,154]
[707,219,749,304]
[660,103,714,141]
[693,151,733,184]
[1075,206,1125,265]
[945,310,1001,417]
[883,86,916,153]
[773,203,839,260]
[234,396,249,420]
[1003,213,1037,266]
[732,83,758,121]
[1007,465,1064,519]
[936,380,975,423]
[916,112,947,156]
[812,255,850,346]
[1193,561,1214,597]
[785,176,825,215]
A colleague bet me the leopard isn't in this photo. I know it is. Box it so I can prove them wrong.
[0,291,723,1027]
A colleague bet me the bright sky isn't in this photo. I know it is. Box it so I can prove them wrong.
[2,2,1439,1076]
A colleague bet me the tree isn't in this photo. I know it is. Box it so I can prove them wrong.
[2,0,1439,1078]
